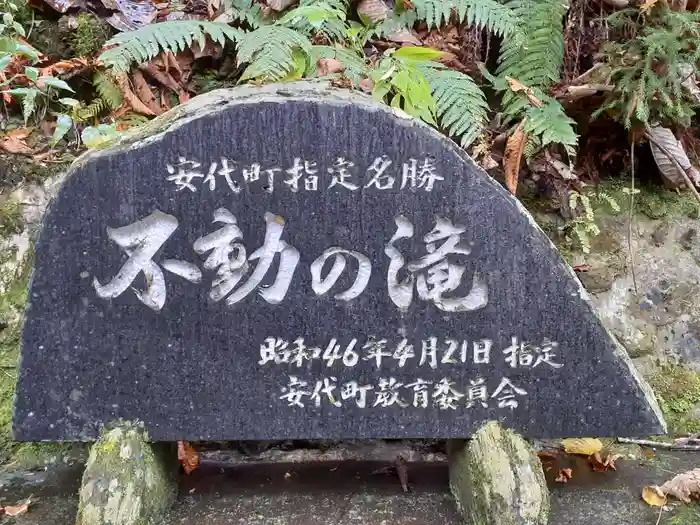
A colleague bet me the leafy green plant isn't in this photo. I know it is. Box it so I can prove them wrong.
[594,6,700,129]
[567,189,620,253]
[411,0,520,37]
[99,21,244,72]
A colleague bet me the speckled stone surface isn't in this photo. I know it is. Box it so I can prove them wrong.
[13,82,665,441]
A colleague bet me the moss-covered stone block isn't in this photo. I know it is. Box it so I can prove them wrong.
[76,422,178,525]
[448,421,549,525]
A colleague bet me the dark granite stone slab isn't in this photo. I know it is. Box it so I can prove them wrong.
[12,82,665,441]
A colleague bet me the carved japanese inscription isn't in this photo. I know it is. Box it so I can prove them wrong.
[13,84,665,441]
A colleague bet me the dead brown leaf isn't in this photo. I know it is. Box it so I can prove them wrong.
[178,441,200,475]
[0,128,34,155]
[395,455,409,493]
[555,468,573,483]
[3,497,31,516]
[642,485,667,507]
[505,76,543,108]
[589,452,622,472]
[659,468,700,503]
[131,69,161,115]
[357,0,390,23]
[317,58,345,76]
[115,73,157,116]
[503,120,528,195]
[267,0,296,11]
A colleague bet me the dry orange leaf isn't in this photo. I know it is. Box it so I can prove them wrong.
[3,497,30,516]
[589,452,622,472]
[642,485,667,507]
[505,76,543,108]
[177,441,200,475]
[0,128,34,155]
[503,120,527,195]
[115,73,157,117]
[562,437,603,456]
[317,58,345,76]
[555,468,573,483]
[659,468,700,503]
[640,0,659,12]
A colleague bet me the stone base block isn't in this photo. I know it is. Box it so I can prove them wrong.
[448,421,549,525]
[76,422,178,525]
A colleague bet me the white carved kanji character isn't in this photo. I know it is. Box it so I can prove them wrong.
[473,339,492,364]
[491,377,527,409]
[280,376,311,407]
[503,337,534,368]
[405,378,432,408]
[93,210,202,311]
[194,210,300,306]
[327,157,358,191]
[392,339,415,367]
[532,339,564,369]
[466,377,488,408]
[166,157,204,192]
[284,158,319,192]
[400,157,444,192]
[385,215,488,312]
[373,377,408,408]
[364,155,395,190]
[243,163,280,193]
[419,337,438,369]
[289,338,311,367]
[362,338,391,369]
[340,381,374,408]
[258,337,289,365]
[311,377,342,407]
[433,378,464,410]
[202,158,240,193]
[310,248,371,301]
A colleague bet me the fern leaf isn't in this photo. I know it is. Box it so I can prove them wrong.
[412,0,519,36]
[100,21,243,72]
[237,26,312,81]
[74,98,108,123]
[496,0,566,89]
[222,0,265,28]
[93,71,123,110]
[522,101,577,158]
[22,89,38,123]
[416,63,489,148]
[281,0,349,41]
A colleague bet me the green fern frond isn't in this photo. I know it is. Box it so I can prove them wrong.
[237,25,312,81]
[280,0,349,41]
[522,100,578,158]
[371,11,418,39]
[100,21,243,72]
[497,0,566,90]
[523,135,541,159]
[93,71,123,110]
[74,98,108,123]
[312,45,368,84]
[223,0,265,28]
[415,63,489,148]
[412,0,519,36]
[22,89,37,123]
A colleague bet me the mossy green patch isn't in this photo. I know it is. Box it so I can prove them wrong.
[0,199,22,237]
[668,504,700,525]
[66,14,112,58]
[648,365,700,435]
[0,324,20,463]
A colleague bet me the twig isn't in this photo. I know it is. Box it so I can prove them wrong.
[654,504,663,525]
[644,128,700,205]
[629,142,638,294]
[0,368,15,379]
[618,437,700,450]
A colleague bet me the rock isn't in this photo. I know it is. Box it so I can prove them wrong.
[76,422,178,525]
[448,421,549,525]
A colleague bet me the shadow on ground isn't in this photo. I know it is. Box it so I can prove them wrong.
[0,451,698,524]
